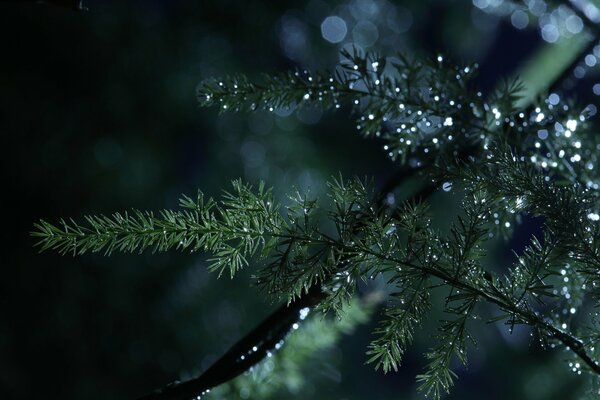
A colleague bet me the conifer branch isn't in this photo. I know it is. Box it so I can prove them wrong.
[34,46,600,399]
[192,42,600,393]
[136,167,422,400]
[197,48,505,164]
[33,156,600,397]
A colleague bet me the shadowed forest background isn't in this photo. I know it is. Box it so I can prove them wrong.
[2,1,600,399]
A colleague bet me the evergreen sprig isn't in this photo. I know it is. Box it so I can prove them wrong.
[198,48,503,163]
[33,156,600,398]
[34,47,600,399]
[33,180,284,278]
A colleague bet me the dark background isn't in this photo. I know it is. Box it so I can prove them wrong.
[1,1,598,399]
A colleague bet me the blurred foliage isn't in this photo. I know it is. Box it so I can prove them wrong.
[207,296,375,400]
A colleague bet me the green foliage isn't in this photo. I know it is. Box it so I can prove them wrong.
[34,48,600,399]
[206,296,374,400]
[367,274,430,374]
[416,295,477,399]
[33,180,284,278]
[199,48,498,164]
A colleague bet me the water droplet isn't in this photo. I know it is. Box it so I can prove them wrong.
[386,224,396,235]
[299,307,310,320]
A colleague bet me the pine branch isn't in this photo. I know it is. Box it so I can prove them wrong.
[33,42,600,399]
[198,48,499,163]
[33,180,284,278]
[34,165,600,398]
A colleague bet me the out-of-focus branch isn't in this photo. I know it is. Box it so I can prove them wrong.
[137,286,327,400]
